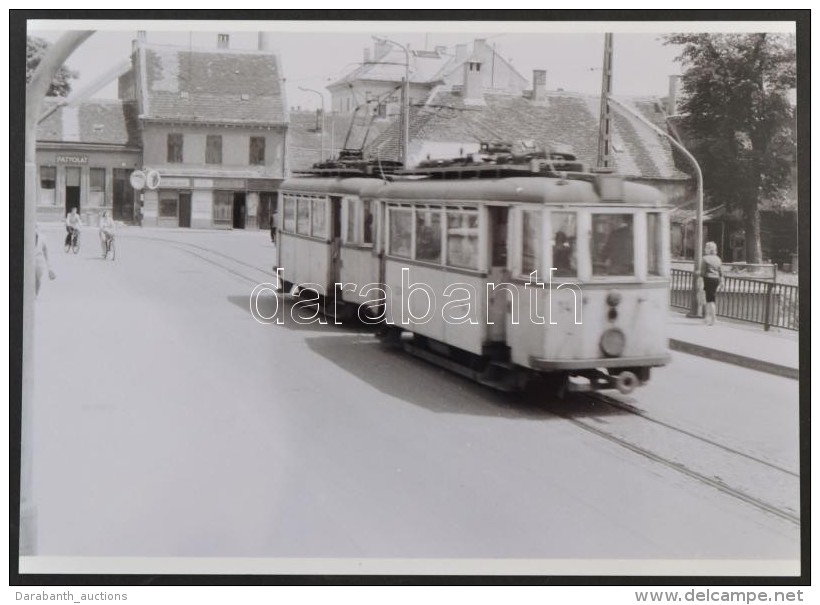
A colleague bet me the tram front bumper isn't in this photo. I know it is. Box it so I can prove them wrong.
[528,354,671,371]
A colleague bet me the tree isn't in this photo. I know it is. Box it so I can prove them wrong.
[665,33,796,263]
[26,35,79,97]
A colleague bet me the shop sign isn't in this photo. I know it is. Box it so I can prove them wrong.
[56,154,89,165]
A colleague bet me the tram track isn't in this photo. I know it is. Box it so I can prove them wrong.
[132,232,800,528]
[547,391,800,527]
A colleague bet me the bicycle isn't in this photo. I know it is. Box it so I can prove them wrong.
[101,232,116,260]
[64,228,80,254]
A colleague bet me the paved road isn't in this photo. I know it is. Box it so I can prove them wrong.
[28,226,800,570]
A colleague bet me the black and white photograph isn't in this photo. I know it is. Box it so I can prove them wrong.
[11,12,807,588]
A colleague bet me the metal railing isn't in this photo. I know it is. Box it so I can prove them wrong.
[670,269,799,331]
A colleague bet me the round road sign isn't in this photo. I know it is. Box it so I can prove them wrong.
[146,170,161,190]
[129,170,146,190]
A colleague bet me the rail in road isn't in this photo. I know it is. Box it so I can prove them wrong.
[545,392,799,527]
[131,233,799,529]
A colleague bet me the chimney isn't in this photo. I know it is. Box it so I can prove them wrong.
[374,39,390,60]
[533,69,547,103]
[257,32,271,51]
[463,59,485,106]
[364,47,371,63]
[217,33,230,49]
[667,74,680,115]
[455,44,468,62]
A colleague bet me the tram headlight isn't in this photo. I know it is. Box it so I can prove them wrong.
[600,328,626,357]
[606,290,622,307]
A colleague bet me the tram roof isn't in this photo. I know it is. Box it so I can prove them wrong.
[279,176,387,197]
[374,175,666,206]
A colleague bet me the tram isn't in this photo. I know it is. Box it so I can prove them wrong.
[273,147,671,394]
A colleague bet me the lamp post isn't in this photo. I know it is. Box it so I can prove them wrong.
[373,36,410,167]
[299,86,325,162]
[606,95,704,317]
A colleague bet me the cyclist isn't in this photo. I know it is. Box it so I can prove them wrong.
[99,210,116,257]
[65,207,82,249]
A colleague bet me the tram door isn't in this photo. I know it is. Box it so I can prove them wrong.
[487,206,510,343]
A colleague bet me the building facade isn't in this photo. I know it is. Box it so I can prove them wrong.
[35,99,142,227]
[121,35,288,229]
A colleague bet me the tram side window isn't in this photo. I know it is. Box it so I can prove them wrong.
[551,212,577,277]
[521,210,542,276]
[416,208,442,263]
[345,197,357,243]
[311,198,328,238]
[296,197,311,235]
[283,196,296,232]
[647,212,663,276]
[592,214,634,276]
[388,207,412,258]
[446,209,479,270]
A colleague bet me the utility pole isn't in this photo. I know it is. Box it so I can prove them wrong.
[597,33,614,168]
[22,30,95,555]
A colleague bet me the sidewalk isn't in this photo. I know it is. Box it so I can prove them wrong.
[666,311,800,379]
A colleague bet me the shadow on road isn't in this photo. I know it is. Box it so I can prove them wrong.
[302,332,633,422]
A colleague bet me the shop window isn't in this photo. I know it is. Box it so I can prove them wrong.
[446,209,479,270]
[159,191,178,218]
[551,212,577,278]
[40,166,56,189]
[167,133,183,163]
[213,191,233,225]
[90,168,106,206]
[206,135,222,165]
[250,136,266,166]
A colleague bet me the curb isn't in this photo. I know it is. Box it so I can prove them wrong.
[669,339,799,380]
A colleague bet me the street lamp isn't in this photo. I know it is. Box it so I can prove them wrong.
[606,95,704,317]
[299,87,325,162]
[373,36,410,167]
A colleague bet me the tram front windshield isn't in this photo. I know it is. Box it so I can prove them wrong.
[592,214,634,276]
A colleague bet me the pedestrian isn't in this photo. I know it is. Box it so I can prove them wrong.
[34,224,56,297]
[135,204,143,227]
[701,241,723,325]
[269,213,277,243]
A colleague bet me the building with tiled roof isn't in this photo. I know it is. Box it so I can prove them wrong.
[361,85,691,202]
[327,38,529,117]
[119,34,288,229]
[35,98,143,224]
[35,32,289,231]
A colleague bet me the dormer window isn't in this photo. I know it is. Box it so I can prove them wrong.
[180,91,189,100]
[240,93,250,101]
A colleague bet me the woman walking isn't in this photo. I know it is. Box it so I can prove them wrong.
[701,241,723,325]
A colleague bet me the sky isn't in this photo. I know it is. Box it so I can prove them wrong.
[27,19,796,111]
